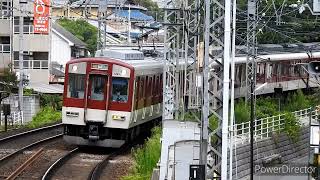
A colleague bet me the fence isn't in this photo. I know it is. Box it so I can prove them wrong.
[0,111,24,126]
[231,105,320,144]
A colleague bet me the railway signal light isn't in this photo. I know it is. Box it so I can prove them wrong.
[308,61,320,75]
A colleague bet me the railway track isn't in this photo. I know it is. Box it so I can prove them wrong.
[0,123,76,179]
[42,144,132,180]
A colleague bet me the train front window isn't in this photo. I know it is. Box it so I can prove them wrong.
[112,77,128,102]
[67,73,85,99]
[90,75,106,101]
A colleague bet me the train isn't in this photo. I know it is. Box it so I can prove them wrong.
[62,50,163,147]
[62,48,320,148]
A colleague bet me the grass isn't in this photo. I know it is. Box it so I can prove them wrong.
[122,126,162,180]
[26,106,62,128]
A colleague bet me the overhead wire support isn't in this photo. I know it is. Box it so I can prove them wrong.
[162,1,185,121]
[246,0,258,179]
[183,0,201,120]
[203,0,232,178]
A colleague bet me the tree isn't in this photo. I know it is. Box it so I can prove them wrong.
[58,18,98,55]
[132,0,162,20]
[0,68,18,100]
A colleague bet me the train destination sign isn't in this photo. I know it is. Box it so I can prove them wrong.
[33,0,50,34]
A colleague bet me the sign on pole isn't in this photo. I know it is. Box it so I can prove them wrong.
[33,0,50,34]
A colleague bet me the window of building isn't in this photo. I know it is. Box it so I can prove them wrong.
[14,17,34,34]
[112,77,129,103]
[67,73,86,99]
[0,1,12,18]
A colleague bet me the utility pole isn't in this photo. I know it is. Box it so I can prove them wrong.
[246,0,258,179]
[204,0,232,178]
[19,0,27,116]
[97,0,107,54]
[127,4,131,45]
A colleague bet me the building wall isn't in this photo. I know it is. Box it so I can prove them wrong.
[51,31,71,66]
[0,0,50,84]
[27,69,49,83]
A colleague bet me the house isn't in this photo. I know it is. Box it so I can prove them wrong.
[51,23,88,66]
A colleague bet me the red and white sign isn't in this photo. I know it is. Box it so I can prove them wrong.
[33,0,50,34]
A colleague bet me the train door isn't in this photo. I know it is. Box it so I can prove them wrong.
[85,74,109,123]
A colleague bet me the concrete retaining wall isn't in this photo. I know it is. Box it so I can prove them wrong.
[228,126,310,179]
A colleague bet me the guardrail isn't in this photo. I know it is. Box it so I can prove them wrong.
[231,105,320,144]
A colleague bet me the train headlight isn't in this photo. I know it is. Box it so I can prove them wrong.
[72,65,78,72]
[112,115,126,121]
[121,69,127,76]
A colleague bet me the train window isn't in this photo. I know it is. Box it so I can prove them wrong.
[67,73,86,99]
[90,75,106,101]
[112,77,129,102]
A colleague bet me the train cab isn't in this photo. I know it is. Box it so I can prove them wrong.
[62,50,163,148]
[62,58,135,147]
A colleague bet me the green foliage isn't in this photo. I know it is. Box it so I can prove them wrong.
[283,112,301,142]
[27,107,61,129]
[209,115,218,131]
[236,0,320,44]
[307,88,320,106]
[235,98,250,123]
[58,18,97,54]
[256,97,279,119]
[123,126,161,180]
[23,88,36,96]
[133,0,159,13]
[284,89,311,112]
[0,68,17,94]
[40,94,62,110]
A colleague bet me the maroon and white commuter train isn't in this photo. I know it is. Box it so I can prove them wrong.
[62,49,320,148]
[63,50,163,147]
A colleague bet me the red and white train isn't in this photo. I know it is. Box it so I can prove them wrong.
[62,48,320,148]
[63,50,163,147]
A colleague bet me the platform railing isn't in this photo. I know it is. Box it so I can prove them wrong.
[231,105,320,144]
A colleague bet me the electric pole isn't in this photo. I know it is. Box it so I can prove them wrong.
[246,0,258,179]
[97,0,107,54]
[19,0,27,116]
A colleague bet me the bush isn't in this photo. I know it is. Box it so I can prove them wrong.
[40,94,62,110]
[27,107,62,128]
[284,89,311,112]
[256,97,279,119]
[283,112,301,142]
[123,126,162,180]
[235,98,250,123]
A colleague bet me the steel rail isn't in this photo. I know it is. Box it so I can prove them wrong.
[0,123,63,143]
[0,134,63,163]
[6,148,44,180]
[88,144,132,180]
[41,147,79,180]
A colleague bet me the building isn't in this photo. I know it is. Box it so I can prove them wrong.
[51,23,87,65]
[0,0,50,84]
[50,22,88,83]
[52,0,155,43]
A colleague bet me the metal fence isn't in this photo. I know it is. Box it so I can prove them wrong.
[231,105,320,144]
[0,111,24,127]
